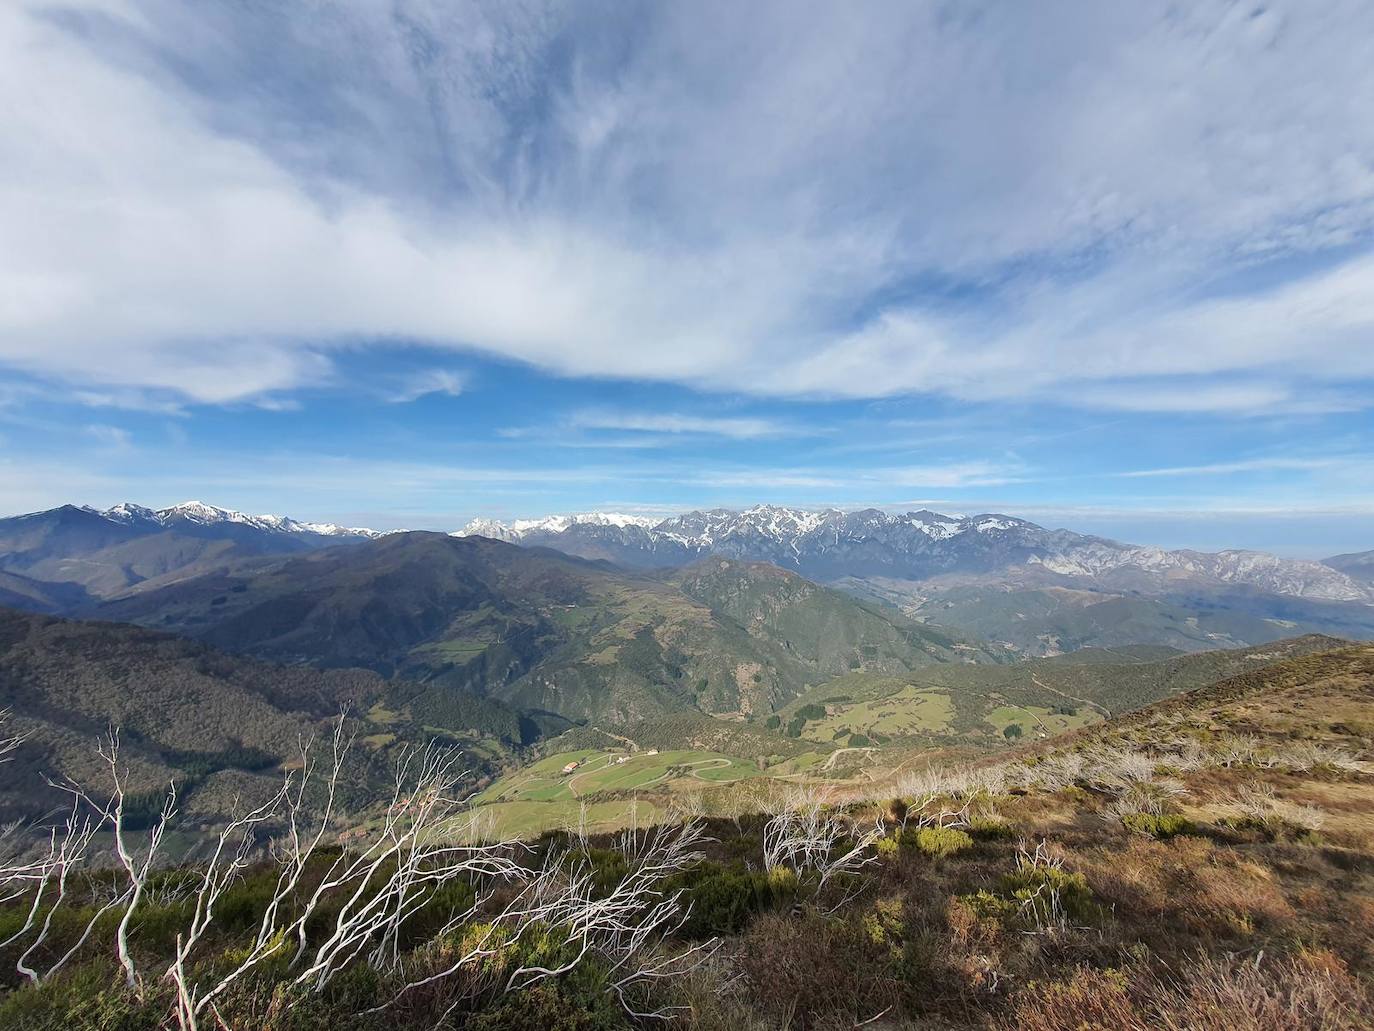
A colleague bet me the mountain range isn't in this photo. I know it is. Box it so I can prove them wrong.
[3,500,1371,658]
[1325,548,1374,586]
[0,501,383,605]
[455,505,1374,655]
[456,505,1371,602]
[1,496,1368,837]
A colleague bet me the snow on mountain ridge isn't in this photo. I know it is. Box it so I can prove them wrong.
[457,506,1373,604]
[456,512,660,539]
[78,499,1369,604]
[1029,543,1371,602]
[92,501,384,539]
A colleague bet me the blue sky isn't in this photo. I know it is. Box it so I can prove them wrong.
[2,1,1373,556]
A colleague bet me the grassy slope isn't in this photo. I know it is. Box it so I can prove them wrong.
[3,645,1371,1029]
[708,643,1374,1030]
[668,558,998,670]
[463,635,1356,840]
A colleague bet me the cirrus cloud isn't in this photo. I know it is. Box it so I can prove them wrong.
[1,1,1372,413]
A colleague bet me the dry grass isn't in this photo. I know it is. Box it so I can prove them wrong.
[1003,950,1372,1031]
[734,912,907,1029]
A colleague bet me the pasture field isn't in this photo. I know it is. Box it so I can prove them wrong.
[464,798,662,841]
[982,702,1100,738]
[799,685,955,743]
[471,747,766,835]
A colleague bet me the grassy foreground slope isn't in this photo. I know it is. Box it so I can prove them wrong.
[2,642,1370,1028]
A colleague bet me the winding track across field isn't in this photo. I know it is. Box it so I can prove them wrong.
[821,746,878,772]
[1030,673,1113,718]
[568,755,746,796]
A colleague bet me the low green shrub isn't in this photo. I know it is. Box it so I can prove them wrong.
[900,826,974,858]
[861,896,905,946]
[1001,864,1103,927]
[1121,812,1194,839]
[956,889,1016,923]
[582,847,630,897]
[0,966,160,1031]
[966,814,1015,840]
[468,975,625,1030]
[666,861,798,937]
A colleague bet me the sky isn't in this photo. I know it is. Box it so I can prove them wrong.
[1,1,1373,556]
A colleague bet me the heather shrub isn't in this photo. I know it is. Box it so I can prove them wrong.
[861,896,905,946]
[884,797,908,825]
[1000,967,1135,1030]
[0,967,160,1031]
[956,889,1016,923]
[1121,812,1195,839]
[1002,950,1372,1031]
[900,826,974,858]
[466,965,624,1031]
[1001,850,1103,929]
[668,861,797,937]
[966,813,1015,840]
[736,912,906,1028]
[947,890,1016,954]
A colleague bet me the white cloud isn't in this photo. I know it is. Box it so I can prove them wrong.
[567,410,802,440]
[85,424,133,448]
[1,2,1373,411]
[695,460,1025,490]
[387,369,466,403]
[1115,456,1357,478]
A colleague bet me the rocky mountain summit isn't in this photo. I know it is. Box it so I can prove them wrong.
[457,504,1372,603]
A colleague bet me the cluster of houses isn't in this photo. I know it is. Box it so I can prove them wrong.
[559,749,658,777]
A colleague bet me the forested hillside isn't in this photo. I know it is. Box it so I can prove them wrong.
[88,533,987,727]
[0,607,519,825]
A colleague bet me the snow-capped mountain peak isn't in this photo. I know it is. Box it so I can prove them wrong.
[99,502,160,524]
[903,510,962,539]
[161,500,255,526]
[455,512,659,540]
[89,501,383,539]
[451,505,1374,604]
